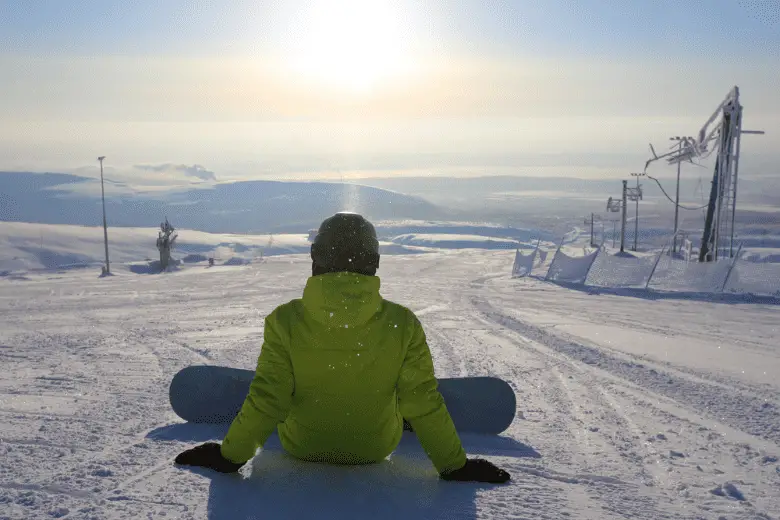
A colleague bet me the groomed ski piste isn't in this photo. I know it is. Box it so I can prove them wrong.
[1,226,779,519]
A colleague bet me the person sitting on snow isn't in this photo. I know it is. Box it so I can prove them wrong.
[175,212,510,483]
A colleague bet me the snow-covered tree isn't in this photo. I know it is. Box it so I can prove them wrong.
[156,218,178,271]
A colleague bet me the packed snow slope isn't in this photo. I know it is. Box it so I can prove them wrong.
[1,250,779,519]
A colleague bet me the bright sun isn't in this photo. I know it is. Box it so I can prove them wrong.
[288,0,414,93]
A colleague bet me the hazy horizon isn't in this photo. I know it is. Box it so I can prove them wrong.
[2,1,779,189]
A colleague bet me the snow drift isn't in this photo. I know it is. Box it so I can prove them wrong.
[545,249,599,284]
[586,252,658,288]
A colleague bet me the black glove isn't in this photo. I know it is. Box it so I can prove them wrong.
[440,458,510,483]
[174,442,245,474]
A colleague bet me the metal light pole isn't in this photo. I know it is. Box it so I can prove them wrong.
[98,156,110,275]
[584,213,595,247]
[668,136,693,253]
[629,173,644,252]
[633,174,640,252]
[634,175,639,251]
[621,180,628,253]
[612,220,617,248]
[669,137,685,253]
[584,213,603,248]
[591,212,595,247]
[606,196,621,249]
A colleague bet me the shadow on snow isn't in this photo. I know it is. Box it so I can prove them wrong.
[149,423,539,520]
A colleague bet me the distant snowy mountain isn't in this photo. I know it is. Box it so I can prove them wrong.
[0,172,445,233]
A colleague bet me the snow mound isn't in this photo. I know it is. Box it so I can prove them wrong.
[222,257,251,266]
[724,261,780,296]
[126,259,182,274]
[379,243,430,255]
[741,250,780,263]
[182,253,209,263]
[587,251,657,288]
[0,271,31,281]
[709,482,746,501]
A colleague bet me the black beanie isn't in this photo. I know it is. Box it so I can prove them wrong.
[311,212,380,276]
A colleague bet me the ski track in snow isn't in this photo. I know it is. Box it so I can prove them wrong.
[1,251,779,519]
[474,300,780,446]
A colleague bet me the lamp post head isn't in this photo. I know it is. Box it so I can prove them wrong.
[98,156,106,162]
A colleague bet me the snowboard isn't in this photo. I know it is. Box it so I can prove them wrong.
[169,365,516,435]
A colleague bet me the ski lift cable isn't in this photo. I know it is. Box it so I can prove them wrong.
[646,175,709,211]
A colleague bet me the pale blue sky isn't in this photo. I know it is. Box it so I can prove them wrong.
[1,1,778,182]
[3,1,779,57]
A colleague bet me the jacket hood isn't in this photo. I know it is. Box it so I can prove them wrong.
[302,272,382,327]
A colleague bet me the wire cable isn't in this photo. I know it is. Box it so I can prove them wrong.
[646,175,710,211]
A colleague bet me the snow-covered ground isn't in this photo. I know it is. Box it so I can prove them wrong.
[391,233,520,250]
[0,222,429,275]
[1,250,779,519]
[372,220,555,244]
[741,248,780,263]
[0,222,313,273]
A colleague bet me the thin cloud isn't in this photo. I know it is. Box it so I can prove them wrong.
[134,163,217,181]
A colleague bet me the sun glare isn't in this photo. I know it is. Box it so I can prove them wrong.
[288,0,414,94]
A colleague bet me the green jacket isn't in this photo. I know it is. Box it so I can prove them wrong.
[220,272,467,473]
